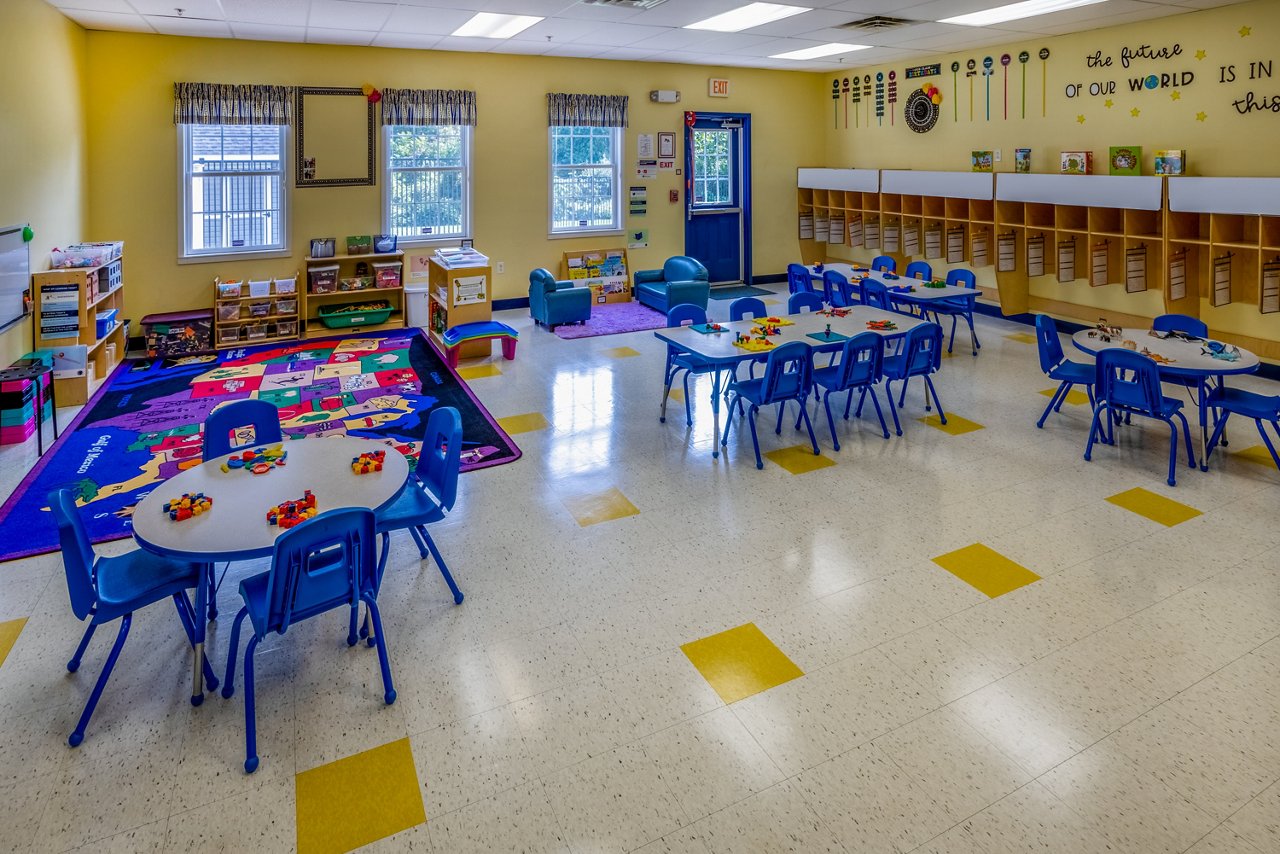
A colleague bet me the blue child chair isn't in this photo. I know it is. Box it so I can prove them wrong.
[728,297,768,382]
[787,263,816,295]
[661,304,719,426]
[722,341,818,469]
[222,508,393,773]
[871,255,896,273]
[926,268,981,356]
[203,399,283,459]
[49,489,219,746]
[882,322,946,435]
[372,407,465,610]
[788,292,824,315]
[861,278,892,311]
[810,333,890,449]
[905,261,933,281]
[1152,313,1208,338]
[1205,385,1280,470]
[1084,348,1197,486]
[823,270,854,308]
[1034,314,1095,428]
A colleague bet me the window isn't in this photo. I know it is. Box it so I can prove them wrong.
[549,126,623,234]
[692,129,734,206]
[181,124,287,259]
[384,124,471,242]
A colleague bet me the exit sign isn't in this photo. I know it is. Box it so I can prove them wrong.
[709,78,730,98]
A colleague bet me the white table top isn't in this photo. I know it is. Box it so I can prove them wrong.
[132,436,410,562]
[654,305,925,363]
[808,266,978,301]
[1071,327,1260,377]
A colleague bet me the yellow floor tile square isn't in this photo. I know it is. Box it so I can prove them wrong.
[457,363,501,380]
[497,412,550,434]
[0,618,26,669]
[763,298,783,306]
[1232,444,1279,469]
[1005,332,1037,344]
[296,738,425,854]
[681,623,804,704]
[561,486,639,527]
[919,413,985,435]
[666,388,684,402]
[763,444,836,474]
[933,543,1041,598]
[604,346,641,359]
[1106,487,1203,527]
[1039,387,1091,406]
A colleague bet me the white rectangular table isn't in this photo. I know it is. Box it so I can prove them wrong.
[654,306,926,457]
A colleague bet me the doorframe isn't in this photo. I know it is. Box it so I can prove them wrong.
[684,112,752,286]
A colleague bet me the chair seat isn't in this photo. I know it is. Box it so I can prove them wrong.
[728,372,805,405]
[1110,387,1184,417]
[931,297,971,313]
[1048,360,1094,384]
[237,568,356,639]
[374,481,445,533]
[672,351,717,373]
[1206,385,1280,419]
[95,550,204,622]
[812,363,873,391]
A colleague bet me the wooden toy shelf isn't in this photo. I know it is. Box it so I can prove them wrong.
[425,257,492,359]
[302,250,406,340]
[214,277,299,351]
[31,252,127,406]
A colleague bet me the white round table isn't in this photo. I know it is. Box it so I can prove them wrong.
[132,436,409,702]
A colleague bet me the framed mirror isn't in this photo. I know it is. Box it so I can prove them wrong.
[295,87,376,187]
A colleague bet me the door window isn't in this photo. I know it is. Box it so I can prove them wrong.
[692,129,733,207]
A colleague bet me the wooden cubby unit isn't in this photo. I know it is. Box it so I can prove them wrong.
[31,250,127,406]
[302,250,406,340]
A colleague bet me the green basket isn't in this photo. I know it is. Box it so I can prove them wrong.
[316,301,393,329]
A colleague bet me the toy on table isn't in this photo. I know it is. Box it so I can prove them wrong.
[733,331,776,352]
[889,285,914,294]
[163,492,212,522]
[691,322,727,334]
[818,307,850,318]
[222,444,287,475]
[923,279,947,288]
[266,491,317,528]
[1201,340,1241,362]
[882,272,900,281]
[752,316,793,327]
[1140,347,1175,364]
[866,319,898,331]
[352,450,386,475]
[812,262,824,273]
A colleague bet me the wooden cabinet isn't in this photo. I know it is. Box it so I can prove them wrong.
[214,275,299,350]
[426,258,492,359]
[31,253,126,406]
[302,250,406,340]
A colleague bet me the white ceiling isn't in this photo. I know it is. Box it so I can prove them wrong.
[48,0,1248,71]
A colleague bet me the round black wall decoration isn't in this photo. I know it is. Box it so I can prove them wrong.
[905,89,939,133]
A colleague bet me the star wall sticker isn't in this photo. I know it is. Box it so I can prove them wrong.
[1076,114,1086,124]
[1196,111,1208,122]
[1195,49,1207,60]
[1104,99,1114,108]
[1171,91,1181,101]
[1239,25,1251,37]
[1130,107,1141,117]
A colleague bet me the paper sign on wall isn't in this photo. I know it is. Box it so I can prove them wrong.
[635,161,657,179]
[657,159,676,171]
[637,134,655,158]
[709,78,730,98]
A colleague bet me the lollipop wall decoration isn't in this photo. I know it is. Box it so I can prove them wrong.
[1001,54,1011,120]
[1018,50,1030,119]
[851,76,861,127]
[875,71,885,126]
[951,61,960,121]
[887,70,898,126]
[842,77,850,129]
[831,78,840,128]
[983,56,994,121]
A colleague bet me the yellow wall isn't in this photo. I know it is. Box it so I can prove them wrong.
[0,0,87,366]
[82,32,822,320]
[818,0,1280,328]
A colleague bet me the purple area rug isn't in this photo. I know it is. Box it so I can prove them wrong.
[553,300,667,340]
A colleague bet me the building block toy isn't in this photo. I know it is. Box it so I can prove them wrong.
[266,490,317,528]
[352,450,386,474]
[220,444,287,474]
[439,321,518,369]
[163,492,212,521]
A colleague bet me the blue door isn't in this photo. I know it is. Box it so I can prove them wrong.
[685,113,751,285]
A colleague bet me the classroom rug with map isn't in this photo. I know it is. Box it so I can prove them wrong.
[0,329,519,563]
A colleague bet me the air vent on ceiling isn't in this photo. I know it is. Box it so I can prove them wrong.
[838,16,917,32]
[579,0,669,10]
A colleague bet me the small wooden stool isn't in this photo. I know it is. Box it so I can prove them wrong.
[440,321,519,369]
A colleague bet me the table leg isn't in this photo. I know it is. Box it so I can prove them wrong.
[34,374,44,457]
[49,369,59,440]
[711,369,724,459]
[191,562,208,705]
[1199,378,1210,472]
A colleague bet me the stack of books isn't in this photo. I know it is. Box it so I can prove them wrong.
[433,247,489,269]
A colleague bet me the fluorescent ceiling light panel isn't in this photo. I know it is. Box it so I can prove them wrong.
[451,12,543,39]
[685,3,810,33]
[770,42,869,60]
[941,0,1109,27]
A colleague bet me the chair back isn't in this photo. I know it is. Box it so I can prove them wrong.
[786,264,814,295]
[861,278,891,311]
[946,268,977,290]
[48,489,98,621]
[667,303,707,328]
[823,270,850,307]
[529,268,557,293]
[263,508,377,636]
[729,297,767,322]
[1034,314,1066,374]
[758,341,813,405]
[788,292,824,315]
[889,323,943,380]
[1152,313,1208,338]
[871,255,896,273]
[203,399,283,459]
[905,261,932,281]
[663,256,708,283]
[833,332,884,390]
[1095,349,1164,415]
[419,406,463,513]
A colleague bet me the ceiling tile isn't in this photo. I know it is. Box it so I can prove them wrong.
[48,0,134,12]
[58,9,154,31]
[308,0,395,32]
[229,22,310,41]
[510,17,610,42]
[220,0,310,26]
[143,15,234,36]
[127,0,227,16]
[383,5,477,35]
[370,31,443,49]
[568,22,672,45]
[305,26,377,45]
[431,35,500,52]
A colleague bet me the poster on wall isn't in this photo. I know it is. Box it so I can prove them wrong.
[1125,245,1147,293]
[883,223,900,253]
[1213,255,1232,307]
[829,214,845,245]
[1058,239,1076,282]
[946,227,965,263]
[799,213,814,240]
[971,231,988,268]
[1261,261,1280,314]
[924,227,942,259]
[903,226,919,257]
[1168,249,1187,301]
[1027,234,1045,277]
[814,213,829,243]
[1091,243,1109,287]
[865,218,881,250]
[997,232,1016,273]
[847,216,864,247]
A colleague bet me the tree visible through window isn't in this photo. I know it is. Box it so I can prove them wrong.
[550,126,622,233]
[182,124,286,258]
[693,129,733,206]
[385,125,470,241]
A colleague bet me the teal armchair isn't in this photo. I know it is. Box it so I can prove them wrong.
[633,256,710,315]
[529,268,591,330]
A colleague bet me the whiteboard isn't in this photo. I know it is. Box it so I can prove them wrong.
[0,226,30,332]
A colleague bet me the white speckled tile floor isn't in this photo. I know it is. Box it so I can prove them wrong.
[1,290,1278,852]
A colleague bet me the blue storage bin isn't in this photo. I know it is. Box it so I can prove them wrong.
[95,308,118,340]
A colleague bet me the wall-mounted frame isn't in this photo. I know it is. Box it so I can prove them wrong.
[657,131,676,159]
[295,87,376,187]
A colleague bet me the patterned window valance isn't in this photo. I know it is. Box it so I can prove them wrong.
[381,89,477,126]
[173,83,293,125]
[547,93,629,128]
